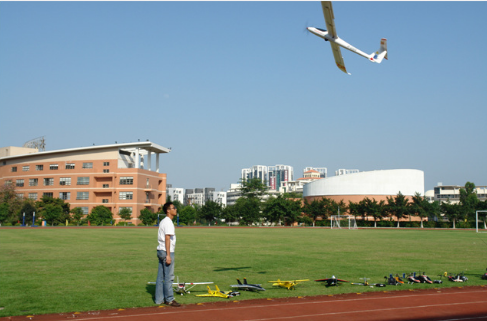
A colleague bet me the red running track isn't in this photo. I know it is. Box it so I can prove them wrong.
[2,286,487,321]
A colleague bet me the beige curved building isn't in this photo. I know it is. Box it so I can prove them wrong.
[303,169,424,204]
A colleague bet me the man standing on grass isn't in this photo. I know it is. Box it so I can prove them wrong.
[155,202,180,307]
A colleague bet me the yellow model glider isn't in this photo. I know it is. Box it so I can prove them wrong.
[195,285,240,299]
[268,279,309,290]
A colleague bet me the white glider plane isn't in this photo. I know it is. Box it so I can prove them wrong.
[307,1,387,75]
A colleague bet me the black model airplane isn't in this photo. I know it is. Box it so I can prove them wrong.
[315,275,348,287]
[230,278,266,292]
[481,268,487,280]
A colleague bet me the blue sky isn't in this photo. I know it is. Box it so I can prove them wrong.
[1,1,486,192]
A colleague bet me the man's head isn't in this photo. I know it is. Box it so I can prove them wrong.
[163,202,176,216]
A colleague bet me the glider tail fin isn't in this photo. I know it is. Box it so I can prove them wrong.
[371,38,388,63]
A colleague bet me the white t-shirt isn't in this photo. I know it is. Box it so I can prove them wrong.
[157,216,176,252]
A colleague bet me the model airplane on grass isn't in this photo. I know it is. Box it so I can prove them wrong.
[416,272,434,284]
[147,277,213,295]
[351,277,385,287]
[482,268,487,280]
[268,279,309,290]
[385,274,404,286]
[195,285,240,299]
[307,1,387,75]
[230,278,266,292]
[315,275,348,287]
[448,272,468,283]
[406,273,421,284]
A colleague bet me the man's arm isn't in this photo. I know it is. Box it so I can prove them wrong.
[165,234,172,265]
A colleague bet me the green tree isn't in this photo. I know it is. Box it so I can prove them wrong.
[364,198,385,227]
[179,205,197,225]
[239,178,268,199]
[387,192,409,228]
[441,200,461,228]
[221,204,239,225]
[303,198,328,226]
[459,182,479,222]
[36,195,70,215]
[19,198,37,225]
[87,206,113,226]
[263,195,302,225]
[200,200,222,224]
[0,184,22,225]
[40,203,64,226]
[409,193,429,228]
[71,207,84,226]
[118,207,133,221]
[139,208,157,226]
[235,197,261,226]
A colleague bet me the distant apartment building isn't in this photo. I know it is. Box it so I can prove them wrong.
[241,164,293,191]
[433,184,487,204]
[184,187,216,206]
[279,168,325,194]
[167,187,185,204]
[0,142,170,224]
[304,167,327,178]
[226,183,242,206]
[212,191,227,207]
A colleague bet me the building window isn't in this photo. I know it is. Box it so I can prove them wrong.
[103,184,109,188]
[65,163,75,170]
[5,180,12,186]
[16,179,24,187]
[60,192,70,200]
[29,178,38,186]
[76,192,89,200]
[103,169,109,173]
[50,164,58,170]
[103,162,110,166]
[80,207,89,215]
[119,177,133,185]
[102,199,109,203]
[82,162,93,169]
[16,193,24,199]
[119,192,133,200]
[44,178,54,186]
[43,192,54,198]
[77,177,90,185]
[59,177,71,186]
[22,166,29,171]
[36,165,43,171]
[11,166,17,172]
[28,193,38,200]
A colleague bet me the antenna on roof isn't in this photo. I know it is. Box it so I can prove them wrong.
[23,136,46,151]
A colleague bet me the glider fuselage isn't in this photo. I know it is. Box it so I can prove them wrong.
[307,27,373,61]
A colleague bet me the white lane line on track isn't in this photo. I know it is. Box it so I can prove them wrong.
[59,289,487,321]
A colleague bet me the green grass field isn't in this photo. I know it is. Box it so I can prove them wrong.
[1,227,487,317]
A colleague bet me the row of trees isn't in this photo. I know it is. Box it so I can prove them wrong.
[0,184,125,226]
[1,179,486,227]
[169,180,487,228]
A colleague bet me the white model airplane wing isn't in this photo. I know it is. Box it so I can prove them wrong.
[321,1,350,74]
[321,1,337,38]
[330,42,349,75]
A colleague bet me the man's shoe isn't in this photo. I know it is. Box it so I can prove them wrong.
[167,300,181,307]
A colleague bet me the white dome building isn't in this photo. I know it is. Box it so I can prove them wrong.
[303,169,424,204]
